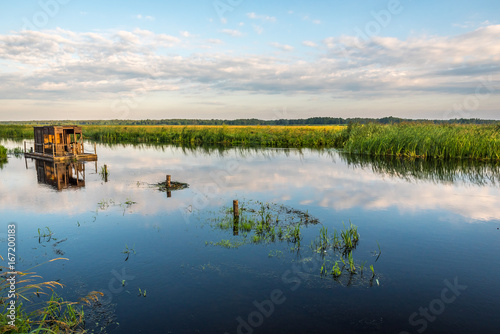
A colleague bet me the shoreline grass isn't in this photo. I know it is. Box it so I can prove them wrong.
[0,145,7,157]
[0,122,499,160]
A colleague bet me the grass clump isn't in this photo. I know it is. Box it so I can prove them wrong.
[0,257,103,333]
[1,145,8,159]
[206,200,319,250]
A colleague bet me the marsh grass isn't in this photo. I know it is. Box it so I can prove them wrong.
[206,200,319,249]
[0,258,103,333]
[1,123,498,160]
[0,145,7,168]
[342,123,500,160]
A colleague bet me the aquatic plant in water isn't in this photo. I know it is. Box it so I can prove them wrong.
[0,257,103,333]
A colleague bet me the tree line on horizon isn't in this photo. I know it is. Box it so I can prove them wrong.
[0,116,498,126]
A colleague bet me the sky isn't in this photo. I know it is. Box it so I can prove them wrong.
[0,0,499,121]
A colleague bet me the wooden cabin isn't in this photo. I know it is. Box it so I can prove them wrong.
[34,126,84,156]
[25,126,97,162]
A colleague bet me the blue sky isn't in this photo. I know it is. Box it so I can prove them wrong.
[0,0,499,120]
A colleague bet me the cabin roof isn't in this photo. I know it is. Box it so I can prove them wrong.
[34,125,82,131]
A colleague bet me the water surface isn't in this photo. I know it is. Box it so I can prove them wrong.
[1,139,499,334]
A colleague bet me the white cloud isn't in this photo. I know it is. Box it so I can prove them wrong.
[312,19,321,25]
[180,31,190,38]
[302,41,317,47]
[252,25,264,35]
[136,14,155,21]
[246,12,277,23]
[0,25,499,110]
[207,38,224,44]
[220,29,243,37]
[271,42,294,52]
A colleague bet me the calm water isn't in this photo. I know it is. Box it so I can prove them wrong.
[1,139,500,334]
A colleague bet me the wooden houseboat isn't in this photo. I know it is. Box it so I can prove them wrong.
[24,126,97,162]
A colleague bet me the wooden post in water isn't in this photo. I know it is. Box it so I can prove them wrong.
[233,200,239,235]
[104,164,108,182]
[233,200,239,219]
[166,175,171,188]
[94,143,97,155]
[24,141,26,154]
[167,191,172,198]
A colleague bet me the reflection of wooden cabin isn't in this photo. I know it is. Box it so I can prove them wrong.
[25,126,97,162]
[36,160,86,191]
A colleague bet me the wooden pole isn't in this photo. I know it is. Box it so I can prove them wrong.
[233,200,239,235]
[104,164,108,182]
[94,142,97,155]
[233,200,239,219]
[167,191,172,198]
[24,141,26,154]
[52,143,55,158]
[166,175,171,188]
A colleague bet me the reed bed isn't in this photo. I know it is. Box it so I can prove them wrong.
[81,125,345,148]
[0,123,499,160]
[341,123,500,160]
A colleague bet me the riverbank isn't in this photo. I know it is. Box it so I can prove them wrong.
[0,123,499,160]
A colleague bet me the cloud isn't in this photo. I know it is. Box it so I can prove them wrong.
[207,38,224,44]
[0,25,499,104]
[270,42,294,52]
[246,12,277,23]
[312,19,321,25]
[302,41,317,47]
[220,29,243,37]
[252,24,264,35]
[136,14,155,21]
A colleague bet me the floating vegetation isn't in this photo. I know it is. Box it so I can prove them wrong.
[206,200,319,250]
[310,221,359,256]
[155,180,189,191]
[204,200,381,287]
[96,198,137,215]
[36,226,54,243]
[122,244,136,261]
[137,288,147,297]
[207,239,245,249]
[268,250,284,258]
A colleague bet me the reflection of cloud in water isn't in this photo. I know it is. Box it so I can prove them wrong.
[0,143,499,222]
